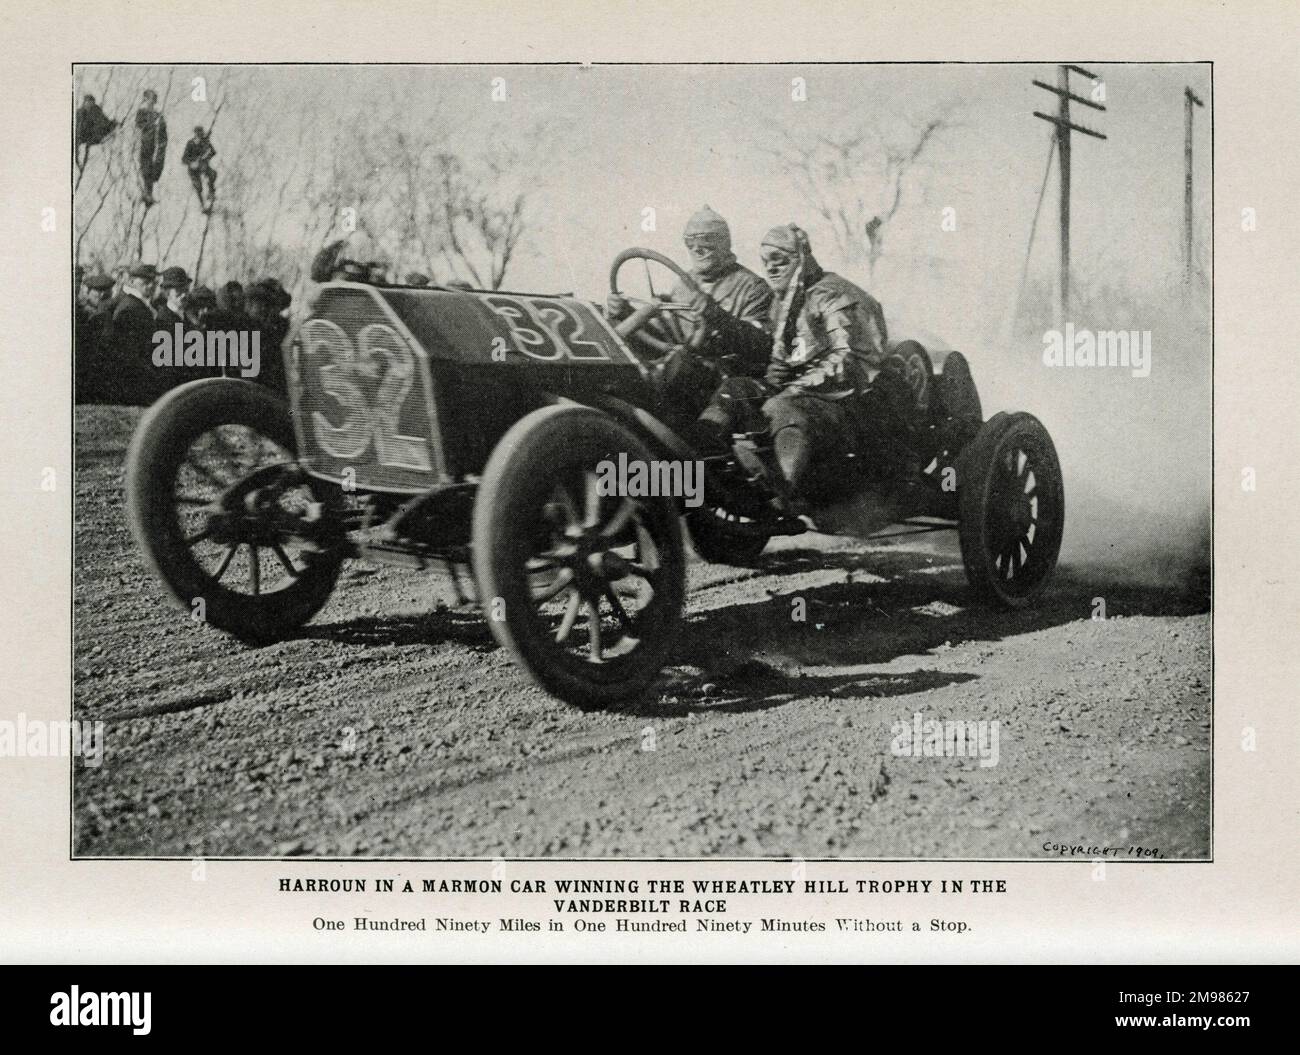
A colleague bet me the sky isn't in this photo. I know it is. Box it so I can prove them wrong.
[75,62,1212,349]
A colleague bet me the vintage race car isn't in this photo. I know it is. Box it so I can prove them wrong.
[125,247,1064,709]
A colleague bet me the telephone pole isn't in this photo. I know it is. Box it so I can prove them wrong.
[1033,64,1107,321]
[1184,86,1205,289]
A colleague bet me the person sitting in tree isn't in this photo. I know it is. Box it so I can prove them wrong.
[135,89,167,205]
[182,126,217,212]
[75,94,118,168]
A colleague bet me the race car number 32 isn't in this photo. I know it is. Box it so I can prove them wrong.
[299,318,432,471]
[483,294,612,361]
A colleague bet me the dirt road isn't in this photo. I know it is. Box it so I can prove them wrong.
[73,406,1211,859]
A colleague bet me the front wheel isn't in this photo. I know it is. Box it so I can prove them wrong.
[126,378,346,643]
[472,404,686,710]
[957,412,1064,608]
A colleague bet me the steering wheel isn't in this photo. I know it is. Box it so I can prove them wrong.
[609,247,709,361]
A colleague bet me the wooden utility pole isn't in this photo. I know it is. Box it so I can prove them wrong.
[1184,87,1205,288]
[1033,65,1107,321]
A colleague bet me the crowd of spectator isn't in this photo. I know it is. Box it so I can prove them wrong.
[74,262,290,404]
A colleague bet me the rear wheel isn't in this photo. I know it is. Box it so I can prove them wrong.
[126,378,345,643]
[473,404,686,709]
[931,350,982,425]
[958,412,1064,608]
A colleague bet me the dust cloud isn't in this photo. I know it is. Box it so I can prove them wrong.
[977,294,1211,599]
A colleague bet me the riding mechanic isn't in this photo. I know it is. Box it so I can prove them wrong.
[756,223,913,507]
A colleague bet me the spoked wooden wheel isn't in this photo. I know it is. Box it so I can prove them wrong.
[958,411,1064,608]
[126,379,345,642]
[473,404,685,709]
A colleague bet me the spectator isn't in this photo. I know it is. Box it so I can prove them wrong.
[181,126,217,212]
[258,277,292,317]
[135,89,167,205]
[75,273,115,401]
[76,94,118,150]
[182,284,216,328]
[110,263,158,346]
[156,267,191,328]
[76,94,118,172]
[217,281,249,328]
[107,263,160,402]
[244,281,287,395]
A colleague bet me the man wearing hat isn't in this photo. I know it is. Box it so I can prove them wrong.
[754,223,905,505]
[182,284,217,327]
[172,285,220,384]
[105,263,160,401]
[607,205,772,370]
[181,126,217,212]
[606,206,775,451]
[78,271,114,319]
[155,266,191,329]
[217,281,251,330]
[244,280,289,394]
[75,272,116,400]
[110,263,158,340]
[135,89,167,205]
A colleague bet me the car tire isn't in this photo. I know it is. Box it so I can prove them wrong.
[473,404,686,710]
[126,378,345,643]
[957,411,1064,608]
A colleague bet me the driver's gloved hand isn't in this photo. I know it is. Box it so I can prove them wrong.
[604,291,631,320]
[765,358,796,388]
[688,290,727,328]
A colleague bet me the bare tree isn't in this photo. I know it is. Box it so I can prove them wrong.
[760,107,957,281]
[74,66,150,268]
[429,148,529,289]
[74,66,546,294]
[320,102,538,290]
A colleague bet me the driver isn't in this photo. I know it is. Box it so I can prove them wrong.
[756,223,905,506]
[606,205,772,373]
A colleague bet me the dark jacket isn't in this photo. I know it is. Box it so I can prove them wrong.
[768,271,888,396]
[181,136,215,168]
[76,101,118,148]
[74,304,113,402]
[135,110,167,178]
[670,260,773,373]
[110,291,155,350]
[108,291,162,402]
[155,304,184,330]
